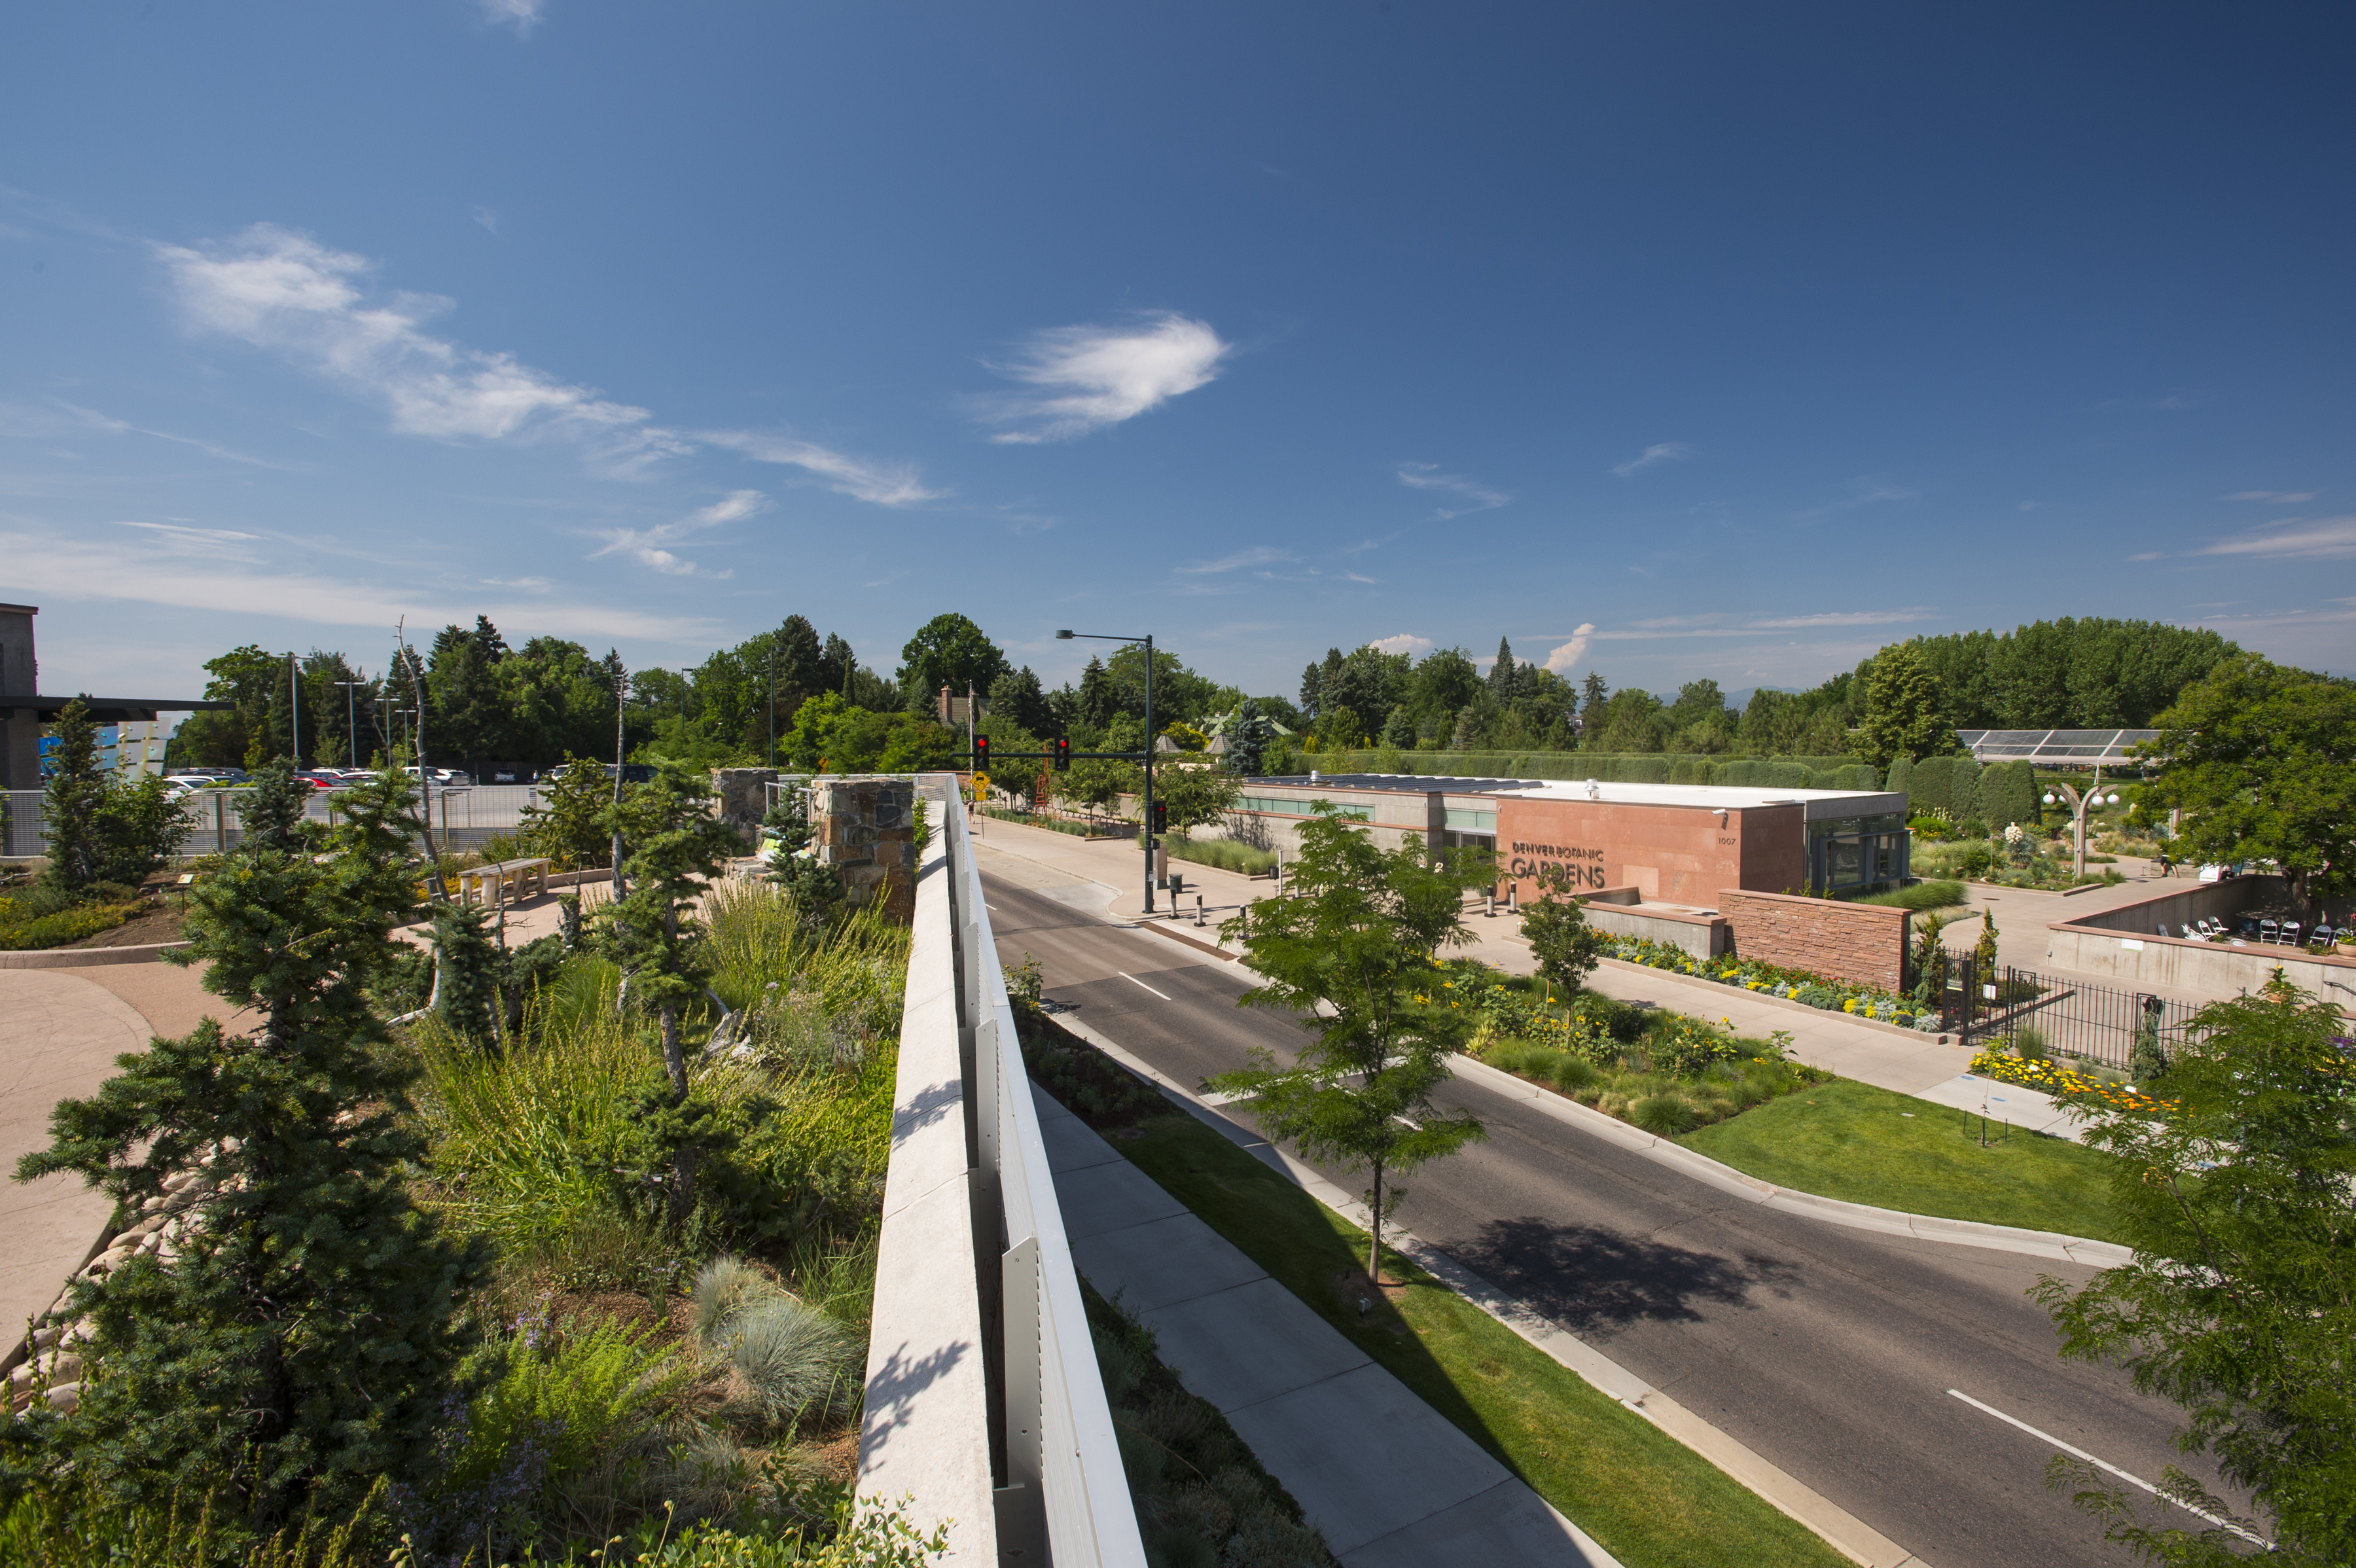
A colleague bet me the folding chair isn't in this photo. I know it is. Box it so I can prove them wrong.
[2281,921,2302,948]
[2259,918,2279,944]
[2180,924,2196,940]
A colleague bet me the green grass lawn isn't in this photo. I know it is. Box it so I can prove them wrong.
[1678,1077,2127,1243]
[1117,1112,1852,1568]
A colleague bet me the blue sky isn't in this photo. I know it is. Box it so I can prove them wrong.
[4,1,2351,706]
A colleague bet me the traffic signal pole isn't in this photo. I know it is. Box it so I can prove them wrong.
[1052,627,1160,915]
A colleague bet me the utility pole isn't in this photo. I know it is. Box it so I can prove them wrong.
[612,661,629,897]
[767,643,776,767]
[289,651,301,766]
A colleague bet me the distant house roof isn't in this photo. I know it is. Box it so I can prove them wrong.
[1958,728,2160,763]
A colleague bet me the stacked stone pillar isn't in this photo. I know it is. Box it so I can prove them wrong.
[812,778,918,921]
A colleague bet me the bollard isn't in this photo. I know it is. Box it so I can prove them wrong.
[1485,891,1495,919]
[1508,882,1518,915]
[1196,893,1205,927]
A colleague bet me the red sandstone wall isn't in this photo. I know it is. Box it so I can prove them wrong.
[1497,798,1802,906]
[1718,888,1911,992]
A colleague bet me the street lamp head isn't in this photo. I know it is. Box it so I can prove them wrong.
[1056,629,1075,639]
[2043,793,2056,805]
[2105,793,2120,806]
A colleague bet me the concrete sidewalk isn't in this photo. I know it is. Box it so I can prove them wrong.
[1037,1079,1620,1568]
[0,958,248,1345]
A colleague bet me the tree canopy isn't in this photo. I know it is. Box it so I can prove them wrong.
[2033,984,2356,1564]
[2142,656,2355,918]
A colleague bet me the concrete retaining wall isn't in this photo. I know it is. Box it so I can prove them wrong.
[2047,874,2356,995]
[1579,901,1731,959]
[1719,888,1911,993]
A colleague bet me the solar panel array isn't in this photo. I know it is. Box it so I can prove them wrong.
[1957,728,2161,762]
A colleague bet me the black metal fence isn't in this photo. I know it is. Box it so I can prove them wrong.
[1931,957,2202,1069]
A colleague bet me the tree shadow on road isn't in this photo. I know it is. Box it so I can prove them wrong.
[1454,1215,1803,1336]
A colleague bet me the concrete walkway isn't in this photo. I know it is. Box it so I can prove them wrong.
[1037,1078,1620,1567]
[0,958,246,1341]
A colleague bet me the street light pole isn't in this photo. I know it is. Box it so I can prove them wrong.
[1058,628,1158,914]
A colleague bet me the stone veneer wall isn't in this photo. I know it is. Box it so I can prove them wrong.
[1719,887,1912,993]
[711,767,783,847]
[812,778,917,921]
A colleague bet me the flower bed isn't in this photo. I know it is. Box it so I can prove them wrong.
[1601,935,1937,1030]
[1967,1050,2174,1116]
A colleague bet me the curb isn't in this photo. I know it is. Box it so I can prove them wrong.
[1047,1010,1933,1568]
[1446,1052,2130,1268]
[0,940,192,970]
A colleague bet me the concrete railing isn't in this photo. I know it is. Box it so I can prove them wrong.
[861,778,1144,1566]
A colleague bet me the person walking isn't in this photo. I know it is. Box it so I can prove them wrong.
[2157,849,2172,878]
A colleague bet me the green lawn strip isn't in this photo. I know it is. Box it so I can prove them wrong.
[1118,1112,1851,1568]
[1678,1077,2126,1244]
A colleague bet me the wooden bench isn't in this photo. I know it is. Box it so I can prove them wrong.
[456,857,552,909]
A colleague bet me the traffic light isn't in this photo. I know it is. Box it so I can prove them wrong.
[1149,800,1168,835]
[1051,736,1071,772]
[971,734,989,770]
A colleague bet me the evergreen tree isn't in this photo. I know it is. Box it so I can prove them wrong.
[1077,656,1114,731]
[429,902,505,1050]
[599,762,743,1219]
[7,768,479,1531]
[37,698,192,894]
[1580,672,1611,735]
[1489,638,1518,700]
[1885,753,1915,800]
[1225,697,1273,777]
[37,698,108,893]
[1210,804,1490,1283]
[1854,643,1957,768]
[237,758,318,856]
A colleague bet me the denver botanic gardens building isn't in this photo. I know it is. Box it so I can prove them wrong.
[1226,773,1911,904]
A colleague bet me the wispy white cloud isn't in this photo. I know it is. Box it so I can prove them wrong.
[1589,607,1936,641]
[1611,442,1692,478]
[1744,609,1937,630]
[62,402,301,470]
[587,490,764,578]
[3,518,713,641]
[1395,463,1508,519]
[153,224,936,503]
[158,223,687,474]
[478,0,544,37]
[1796,480,1918,521]
[1175,545,1293,575]
[2195,515,2356,561]
[0,401,298,469]
[1369,633,1433,657]
[471,204,501,236]
[696,429,942,507]
[1544,624,1597,672]
[978,312,1228,444]
[2222,490,2317,504]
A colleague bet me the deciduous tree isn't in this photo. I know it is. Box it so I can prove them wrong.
[1853,643,1956,768]
[1210,806,1490,1282]
[2142,656,2355,921]
[2031,985,2356,1565]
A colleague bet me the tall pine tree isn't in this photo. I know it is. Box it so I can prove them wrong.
[9,768,483,1532]
[599,761,742,1220]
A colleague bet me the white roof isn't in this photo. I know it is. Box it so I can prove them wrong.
[1516,779,1905,819]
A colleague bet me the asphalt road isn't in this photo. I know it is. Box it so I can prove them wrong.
[981,869,2226,1568]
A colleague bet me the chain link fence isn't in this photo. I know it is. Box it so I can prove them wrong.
[2,783,548,861]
